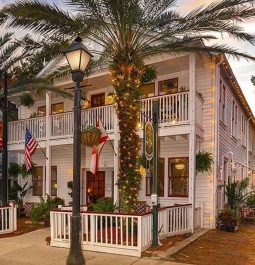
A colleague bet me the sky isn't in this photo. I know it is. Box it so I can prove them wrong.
[0,0,255,114]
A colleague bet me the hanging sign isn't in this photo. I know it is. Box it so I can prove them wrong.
[145,121,153,161]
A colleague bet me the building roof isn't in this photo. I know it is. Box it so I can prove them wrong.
[220,54,255,126]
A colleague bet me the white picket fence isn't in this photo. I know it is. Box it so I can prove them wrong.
[0,203,17,234]
[50,204,192,257]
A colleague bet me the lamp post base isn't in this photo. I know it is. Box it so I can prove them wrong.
[66,215,85,265]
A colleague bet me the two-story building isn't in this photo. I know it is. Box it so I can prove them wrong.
[8,50,255,230]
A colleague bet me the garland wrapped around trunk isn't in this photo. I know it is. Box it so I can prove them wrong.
[110,62,144,213]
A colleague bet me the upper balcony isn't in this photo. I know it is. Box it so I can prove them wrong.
[8,91,203,146]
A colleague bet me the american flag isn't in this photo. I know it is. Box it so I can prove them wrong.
[25,128,38,171]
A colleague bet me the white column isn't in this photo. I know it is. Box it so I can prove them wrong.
[45,92,51,196]
[113,112,119,204]
[188,54,196,233]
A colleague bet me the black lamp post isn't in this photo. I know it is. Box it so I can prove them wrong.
[0,71,8,206]
[64,36,92,265]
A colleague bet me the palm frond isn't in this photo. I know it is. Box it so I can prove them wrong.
[1,0,87,37]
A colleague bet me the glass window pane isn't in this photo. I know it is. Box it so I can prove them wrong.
[159,78,178,95]
[33,166,43,196]
[140,83,155,98]
[51,103,64,114]
[51,166,57,196]
[38,106,46,117]
[168,158,188,196]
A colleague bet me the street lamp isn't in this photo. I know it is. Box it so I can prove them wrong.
[64,36,93,265]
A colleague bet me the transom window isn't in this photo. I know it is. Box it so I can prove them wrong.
[168,158,188,197]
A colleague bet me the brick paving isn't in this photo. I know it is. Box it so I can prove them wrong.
[168,224,255,265]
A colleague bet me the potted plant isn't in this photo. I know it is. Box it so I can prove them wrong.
[196,151,213,174]
[19,93,35,108]
[217,208,238,232]
[81,126,102,146]
[246,193,255,208]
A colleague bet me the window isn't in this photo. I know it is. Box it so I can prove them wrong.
[38,106,46,117]
[145,158,165,197]
[32,166,43,196]
[140,83,155,98]
[159,78,178,95]
[51,102,64,114]
[168,158,188,197]
[219,80,226,123]
[249,124,253,152]
[231,100,238,138]
[86,171,105,204]
[241,115,247,146]
[38,102,64,117]
[91,93,105,107]
[51,166,57,196]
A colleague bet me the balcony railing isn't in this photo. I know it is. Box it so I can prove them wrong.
[8,92,192,144]
[8,116,46,143]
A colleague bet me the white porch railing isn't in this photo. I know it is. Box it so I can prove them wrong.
[0,203,17,234]
[9,92,193,143]
[81,105,114,132]
[8,117,46,143]
[50,105,114,138]
[50,204,192,257]
[141,92,189,126]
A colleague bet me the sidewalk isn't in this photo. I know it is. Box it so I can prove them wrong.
[0,228,190,265]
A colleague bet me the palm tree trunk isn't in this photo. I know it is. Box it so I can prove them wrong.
[110,63,143,212]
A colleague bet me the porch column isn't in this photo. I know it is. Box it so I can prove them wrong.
[113,112,119,204]
[189,54,196,233]
[45,92,51,196]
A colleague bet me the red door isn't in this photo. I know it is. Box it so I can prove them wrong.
[86,171,105,204]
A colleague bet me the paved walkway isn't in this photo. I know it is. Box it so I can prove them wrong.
[0,228,189,265]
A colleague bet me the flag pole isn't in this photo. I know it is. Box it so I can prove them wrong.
[37,142,48,160]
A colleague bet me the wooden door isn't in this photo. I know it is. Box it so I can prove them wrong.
[86,171,105,204]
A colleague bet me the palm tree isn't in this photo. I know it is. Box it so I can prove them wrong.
[1,0,255,212]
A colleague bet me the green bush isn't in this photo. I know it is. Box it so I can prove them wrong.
[29,195,64,223]
[217,208,238,228]
[246,193,255,208]
[90,197,115,212]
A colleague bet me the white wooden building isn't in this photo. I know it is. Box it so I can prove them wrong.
[8,51,255,234]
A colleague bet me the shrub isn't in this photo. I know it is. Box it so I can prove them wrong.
[91,197,115,212]
[246,193,255,208]
[29,195,64,224]
[217,209,238,229]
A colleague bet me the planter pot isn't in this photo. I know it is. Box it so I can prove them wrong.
[219,224,237,232]
[81,130,101,146]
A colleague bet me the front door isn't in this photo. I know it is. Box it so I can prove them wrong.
[86,171,105,204]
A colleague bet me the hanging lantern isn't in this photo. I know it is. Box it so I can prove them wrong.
[81,126,102,146]
[175,161,185,170]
